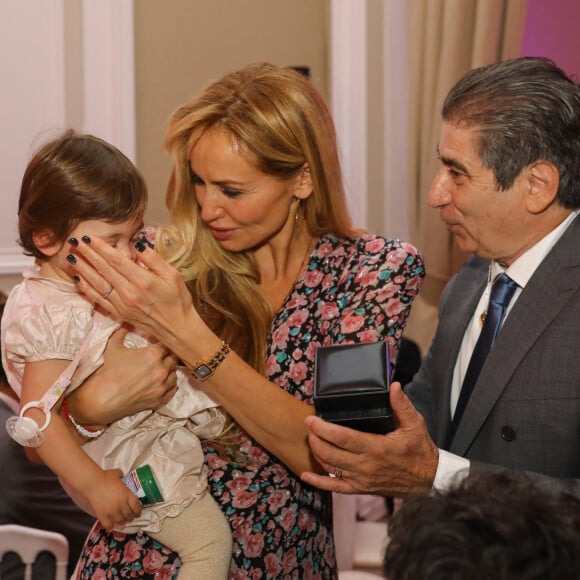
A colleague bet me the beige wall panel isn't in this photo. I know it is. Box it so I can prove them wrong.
[135,0,329,226]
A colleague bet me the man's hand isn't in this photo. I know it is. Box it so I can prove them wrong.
[301,382,439,497]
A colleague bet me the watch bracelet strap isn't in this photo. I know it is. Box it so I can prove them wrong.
[185,341,231,380]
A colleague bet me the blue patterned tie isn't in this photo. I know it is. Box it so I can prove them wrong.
[447,273,519,446]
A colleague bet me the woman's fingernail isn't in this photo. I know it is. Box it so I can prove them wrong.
[66,254,77,264]
[69,237,79,247]
[135,241,146,253]
[81,235,91,244]
[73,275,81,282]
[138,235,154,249]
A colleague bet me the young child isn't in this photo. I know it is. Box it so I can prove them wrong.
[1,130,232,578]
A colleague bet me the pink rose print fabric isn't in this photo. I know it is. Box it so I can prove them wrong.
[75,234,424,579]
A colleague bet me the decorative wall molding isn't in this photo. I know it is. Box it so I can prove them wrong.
[82,0,136,162]
[0,249,34,276]
[330,0,367,229]
[383,0,410,242]
[0,0,67,274]
[0,0,135,277]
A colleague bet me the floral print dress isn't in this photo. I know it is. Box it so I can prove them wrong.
[76,234,424,579]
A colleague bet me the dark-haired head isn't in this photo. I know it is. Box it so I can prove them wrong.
[18,130,147,259]
[442,57,580,209]
[384,469,580,580]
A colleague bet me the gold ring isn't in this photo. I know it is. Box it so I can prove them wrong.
[330,466,343,479]
[102,286,114,299]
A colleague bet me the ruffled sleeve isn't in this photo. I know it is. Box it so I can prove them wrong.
[4,299,93,364]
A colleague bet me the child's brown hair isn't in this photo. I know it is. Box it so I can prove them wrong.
[18,129,147,259]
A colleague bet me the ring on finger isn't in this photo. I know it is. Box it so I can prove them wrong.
[329,466,343,479]
[102,285,114,299]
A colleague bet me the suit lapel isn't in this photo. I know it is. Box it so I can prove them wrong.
[434,259,488,446]
[450,216,580,455]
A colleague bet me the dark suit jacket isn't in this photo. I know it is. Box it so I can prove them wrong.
[406,214,580,496]
[0,398,95,579]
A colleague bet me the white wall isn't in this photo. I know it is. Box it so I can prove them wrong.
[0,1,66,286]
[330,0,410,241]
[0,0,134,295]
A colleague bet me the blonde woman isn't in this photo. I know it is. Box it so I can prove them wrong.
[67,63,425,578]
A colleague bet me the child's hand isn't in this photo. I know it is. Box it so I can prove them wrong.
[86,468,143,531]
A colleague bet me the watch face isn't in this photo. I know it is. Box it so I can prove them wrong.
[194,364,212,380]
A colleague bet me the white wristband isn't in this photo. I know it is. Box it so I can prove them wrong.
[62,398,104,439]
[68,412,104,439]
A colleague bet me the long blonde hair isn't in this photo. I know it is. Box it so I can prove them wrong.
[159,62,357,373]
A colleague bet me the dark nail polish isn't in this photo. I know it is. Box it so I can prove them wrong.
[66,254,77,264]
[137,234,154,249]
[69,237,79,247]
[135,241,146,253]
[81,235,91,244]
[73,275,80,282]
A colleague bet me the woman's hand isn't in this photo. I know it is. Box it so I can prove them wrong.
[67,236,323,476]
[67,327,178,426]
[69,236,199,354]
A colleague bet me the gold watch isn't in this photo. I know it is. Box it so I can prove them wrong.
[187,341,231,381]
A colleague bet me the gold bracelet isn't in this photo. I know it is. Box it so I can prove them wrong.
[186,341,231,381]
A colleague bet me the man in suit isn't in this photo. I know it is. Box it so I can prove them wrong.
[0,300,94,579]
[301,57,580,498]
